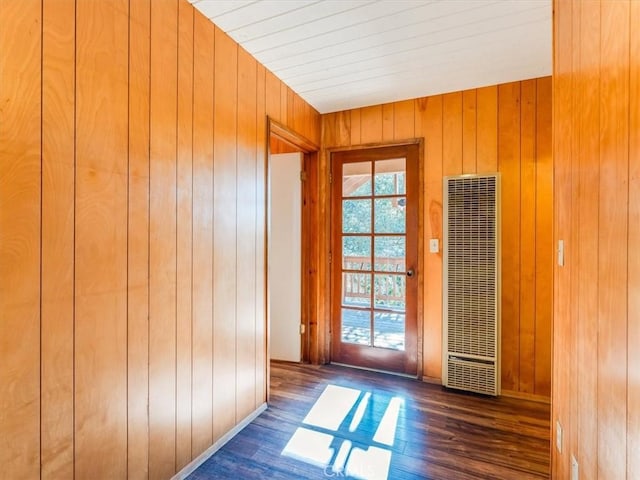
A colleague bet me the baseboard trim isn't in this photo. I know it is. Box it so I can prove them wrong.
[501,389,551,404]
[171,402,268,480]
[421,375,442,385]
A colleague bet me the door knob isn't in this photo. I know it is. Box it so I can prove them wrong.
[406,268,414,277]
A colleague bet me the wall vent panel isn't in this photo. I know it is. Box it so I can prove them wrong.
[443,174,500,396]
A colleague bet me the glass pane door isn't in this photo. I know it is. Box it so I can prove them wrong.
[331,145,419,375]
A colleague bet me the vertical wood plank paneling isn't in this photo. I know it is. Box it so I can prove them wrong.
[519,79,536,394]
[335,111,351,146]
[236,47,257,422]
[568,3,581,462]
[629,3,640,478]
[176,0,194,470]
[149,1,178,476]
[575,4,600,475]
[280,81,288,125]
[265,70,280,121]
[394,100,415,140]
[382,103,394,141]
[597,1,629,477]
[41,0,74,477]
[75,0,128,477]
[421,95,443,381]
[287,87,295,131]
[323,111,350,147]
[1,0,323,476]
[360,105,383,144]
[191,10,214,456]
[0,1,41,476]
[213,27,238,442]
[320,80,551,396]
[552,1,573,475]
[127,0,151,477]
[255,63,267,409]
[350,108,362,145]
[476,86,498,173]
[322,112,337,147]
[498,81,521,392]
[462,89,477,173]
[442,92,462,176]
[534,76,552,398]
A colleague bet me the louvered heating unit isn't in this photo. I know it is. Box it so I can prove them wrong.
[443,174,500,396]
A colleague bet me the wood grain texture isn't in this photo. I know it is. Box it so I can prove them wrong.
[0,1,42,477]
[361,105,383,144]
[519,79,536,395]
[574,3,599,475]
[176,0,194,471]
[265,70,281,121]
[552,1,639,478]
[497,82,521,393]
[149,1,179,477]
[255,63,267,409]
[420,95,443,382]
[321,79,552,397]
[0,0,322,477]
[213,26,238,442]
[551,1,572,475]
[476,86,498,173]
[534,77,552,399]
[41,0,74,477]
[394,99,415,140]
[128,1,151,478]
[236,47,258,422]
[462,89,477,173]
[191,9,214,456]
[350,108,362,145]
[629,3,640,478]
[597,1,629,477]
[442,92,463,176]
[75,0,128,477]
[191,362,550,480]
[382,103,394,141]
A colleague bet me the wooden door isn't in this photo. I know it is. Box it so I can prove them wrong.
[331,144,419,375]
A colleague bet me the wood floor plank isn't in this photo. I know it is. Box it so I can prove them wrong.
[189,362,550,479]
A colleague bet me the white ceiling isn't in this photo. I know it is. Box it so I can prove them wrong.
[189,0,552,114]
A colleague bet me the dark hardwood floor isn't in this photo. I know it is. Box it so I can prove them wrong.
[188,361,550,480]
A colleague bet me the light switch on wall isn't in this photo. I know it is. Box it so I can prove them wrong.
[429,238,439,253]
[571,454,579,480]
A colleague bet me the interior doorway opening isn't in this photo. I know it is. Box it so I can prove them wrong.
[265,118,321,400]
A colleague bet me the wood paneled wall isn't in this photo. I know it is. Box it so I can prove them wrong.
[0,0,320,478]
[552,0,639,478]
[322,77,553,399]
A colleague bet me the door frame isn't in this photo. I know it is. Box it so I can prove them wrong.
[324,139,424,378]
[265,118,321,399]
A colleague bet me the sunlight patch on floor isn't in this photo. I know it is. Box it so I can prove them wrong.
[302,385,361,431]
[281,383,403,480]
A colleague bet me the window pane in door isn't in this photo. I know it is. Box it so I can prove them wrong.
[374,158,405,195]
[341,308,371,346]
[374,236,405,272]
[343,272,371,307]
[343,236,371,270]
[343,199,371,233]
[374,198,405,233]
[374,274,406,311]
[373,312,405,350]
[343,161,372,196]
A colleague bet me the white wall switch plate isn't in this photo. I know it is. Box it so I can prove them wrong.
[556,420,563,453]
[558,240,565,266]
[429,238,439,253]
